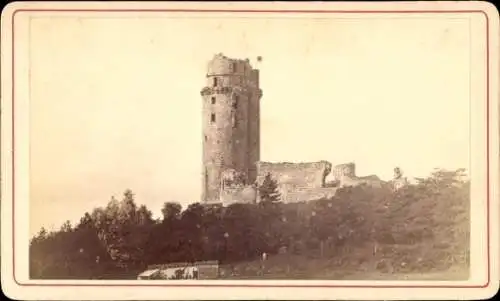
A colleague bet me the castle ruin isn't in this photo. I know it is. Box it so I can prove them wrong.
[201,54,403,205]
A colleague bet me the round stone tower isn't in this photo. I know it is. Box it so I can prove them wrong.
[200,53,263,204]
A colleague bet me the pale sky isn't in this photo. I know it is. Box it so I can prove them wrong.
[29,15,470,235]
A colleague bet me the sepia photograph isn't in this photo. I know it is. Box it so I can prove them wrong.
[1,1,499,300]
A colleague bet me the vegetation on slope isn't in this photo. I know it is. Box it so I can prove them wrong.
[29,168,469,279]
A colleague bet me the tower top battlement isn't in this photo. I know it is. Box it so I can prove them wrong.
[206,53,258,77]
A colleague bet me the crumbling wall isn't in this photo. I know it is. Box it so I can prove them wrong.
[333,162,356,181]
[220,168,247,190]
[256,161,332,189]
[222,160,386,204]
[219,168,257,205]
[333,163,384,188]
[255,161,334,203]
[219,185,257,205]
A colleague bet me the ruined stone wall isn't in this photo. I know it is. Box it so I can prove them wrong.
[218,159,386,204]
[333,163,384,188]
[219,185,257,205]
[255,161,334,203]
[201,54,261,203]
[255,161,332,189]
[333,162,356,181]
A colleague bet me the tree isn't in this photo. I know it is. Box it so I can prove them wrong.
[136,205,154,226]
[256,173,284,255]
[180,203,206,261]
[201,204,227,261]
[222,203,263,261]
[36,227,48,241]
[145,202,184,265]
[119,189,137,222]
[89,190,153,270]
[258,173,281,204]
[77,213,93,230]
[161,202,182,222]
[60,220,73,233]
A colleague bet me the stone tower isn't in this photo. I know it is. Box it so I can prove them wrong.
[200,53,263,204]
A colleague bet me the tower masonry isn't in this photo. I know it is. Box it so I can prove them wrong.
[200,53,262,204]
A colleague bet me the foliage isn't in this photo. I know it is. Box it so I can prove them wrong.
[258,172,281,204]
[29,168,470,279]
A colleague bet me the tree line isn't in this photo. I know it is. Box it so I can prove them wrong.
[30,169,470,279]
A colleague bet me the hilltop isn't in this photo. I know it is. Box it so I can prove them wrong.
[29,168,469,280]
[221,169,469,280]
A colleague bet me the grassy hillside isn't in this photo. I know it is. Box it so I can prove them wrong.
[29,169,469,280]
[221,172,470,280]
